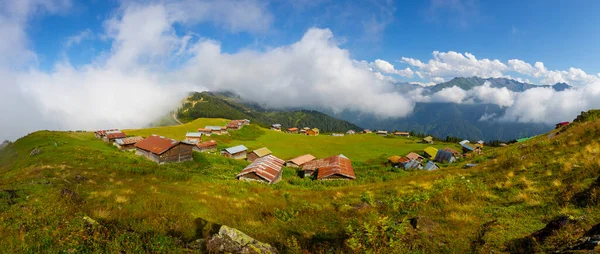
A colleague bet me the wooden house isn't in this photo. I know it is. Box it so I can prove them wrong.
[376,130,388,136]
[285,154,315,168]
[185,132,203,144]
[424,147,438,159]
[197,128,212,136]
[226,119,250,130]
[103,131,126,143]
[94,129,118,139]
[406,152,425,162]
[247,147,272,162]
[286,127,299,134]
[221,145,248,160]
[306,128,319,136]
[423,136,434,144]
[301,154,355,180]
[114,136,144,150]
[394,132,410,137]
[361,129,372,134]
[424,161,439,171]
[271,124,282,131]
[388,155,410,167]
[331,133,344,137]
[433,150,456,163]
[194,140,217,153]
[205,126,227,135]
[460,140,482,155]
[135,135,193,164]
[346,130,356,135]
[442,147,462,158]
[237,155,284,184]
[477,140,485,147]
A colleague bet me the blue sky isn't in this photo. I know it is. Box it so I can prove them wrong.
[28,0,600,76]
[3,0,600,141]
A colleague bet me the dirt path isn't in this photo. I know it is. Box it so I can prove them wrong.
[172,112,183,125]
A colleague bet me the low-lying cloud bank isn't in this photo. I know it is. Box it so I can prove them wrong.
[2,0,600,141]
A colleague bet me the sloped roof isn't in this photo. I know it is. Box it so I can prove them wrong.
[135,135,181,155]
[250,147,272,157]
[403,160,422,169]
[288,154,315,166]
[406,152,425,161]
[424,161,439,170]
[115,136,143,145]
[423,136,433,142]
[394,131,410,135]
[424,147,438,158]
[303,155,355,180]
[186,132,203,138]
[226,120,244,128]
[434,150,454,163]
[311,128,319,132]
[105,131,126,139]
[95,129,119,136]
[197,128,211,132]
[377,130,388,134]
[442,147,461,156]
[388,155,410,164]
[461,142,476,151]
[205,126,223,131]
[237,155,285,184]
[459,140,470,145]
[271,124,282,128]
[287,127,299,131]
[196,140,217,148]
[224,145,248,154]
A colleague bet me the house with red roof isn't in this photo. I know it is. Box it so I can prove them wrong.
[135,135,193,164]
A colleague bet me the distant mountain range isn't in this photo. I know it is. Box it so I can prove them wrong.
[177,92,362,133]
[394,76,572,93]
[176,77,570,141]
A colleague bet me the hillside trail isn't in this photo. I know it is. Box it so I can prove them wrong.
[172,112,183,125]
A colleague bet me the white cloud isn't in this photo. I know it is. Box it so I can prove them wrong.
[402,51,508,82]
[65,28,92,48]
[370,59,414,77]
[413,82,515,107]
[0,1,415,141]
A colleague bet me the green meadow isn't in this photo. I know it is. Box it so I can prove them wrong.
[0,115,599,253]
[125,118,461,161]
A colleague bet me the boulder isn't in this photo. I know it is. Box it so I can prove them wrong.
[562,223,600,253]
[206,225,278,254]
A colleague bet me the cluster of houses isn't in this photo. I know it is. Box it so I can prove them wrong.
[197,119,251,136]
[95,119,356,184]
[387,139,484,171]
[273,125,321,136]
[236,153,355,184]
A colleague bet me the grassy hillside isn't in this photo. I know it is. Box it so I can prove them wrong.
[1,115,600,253]
[177,92,362,133]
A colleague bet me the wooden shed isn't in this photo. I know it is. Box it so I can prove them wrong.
[306,128,319,136]
[237,155,285,184]
[285,154,316,168]
[394,132,410,137]
[271,124,282,131]
[95,129,119,139]
[185,132,203,144]
[302,154,355,180]
[103,131,126,143]
[247,147,272,162]
[424,147,438,158]
[406,152,425,162]
[221,145,248,160]
[114,136,144,150]
[194,140,218,153]
[135,135,194,164]
[286,127,299,134]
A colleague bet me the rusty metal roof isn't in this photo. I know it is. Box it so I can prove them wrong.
[95,129,119,136]
[196,140,217,148]
[288,154,315,166]
[226,120,243,128]
[135,135,182,155]
[287,127,299,131]
[303,155,355,180]
[406,152,424,161]
[237,155,285,184]
[115,136,143,145]
[443,147,461,156]
[388,155,410,164]
[105,131,126,139]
